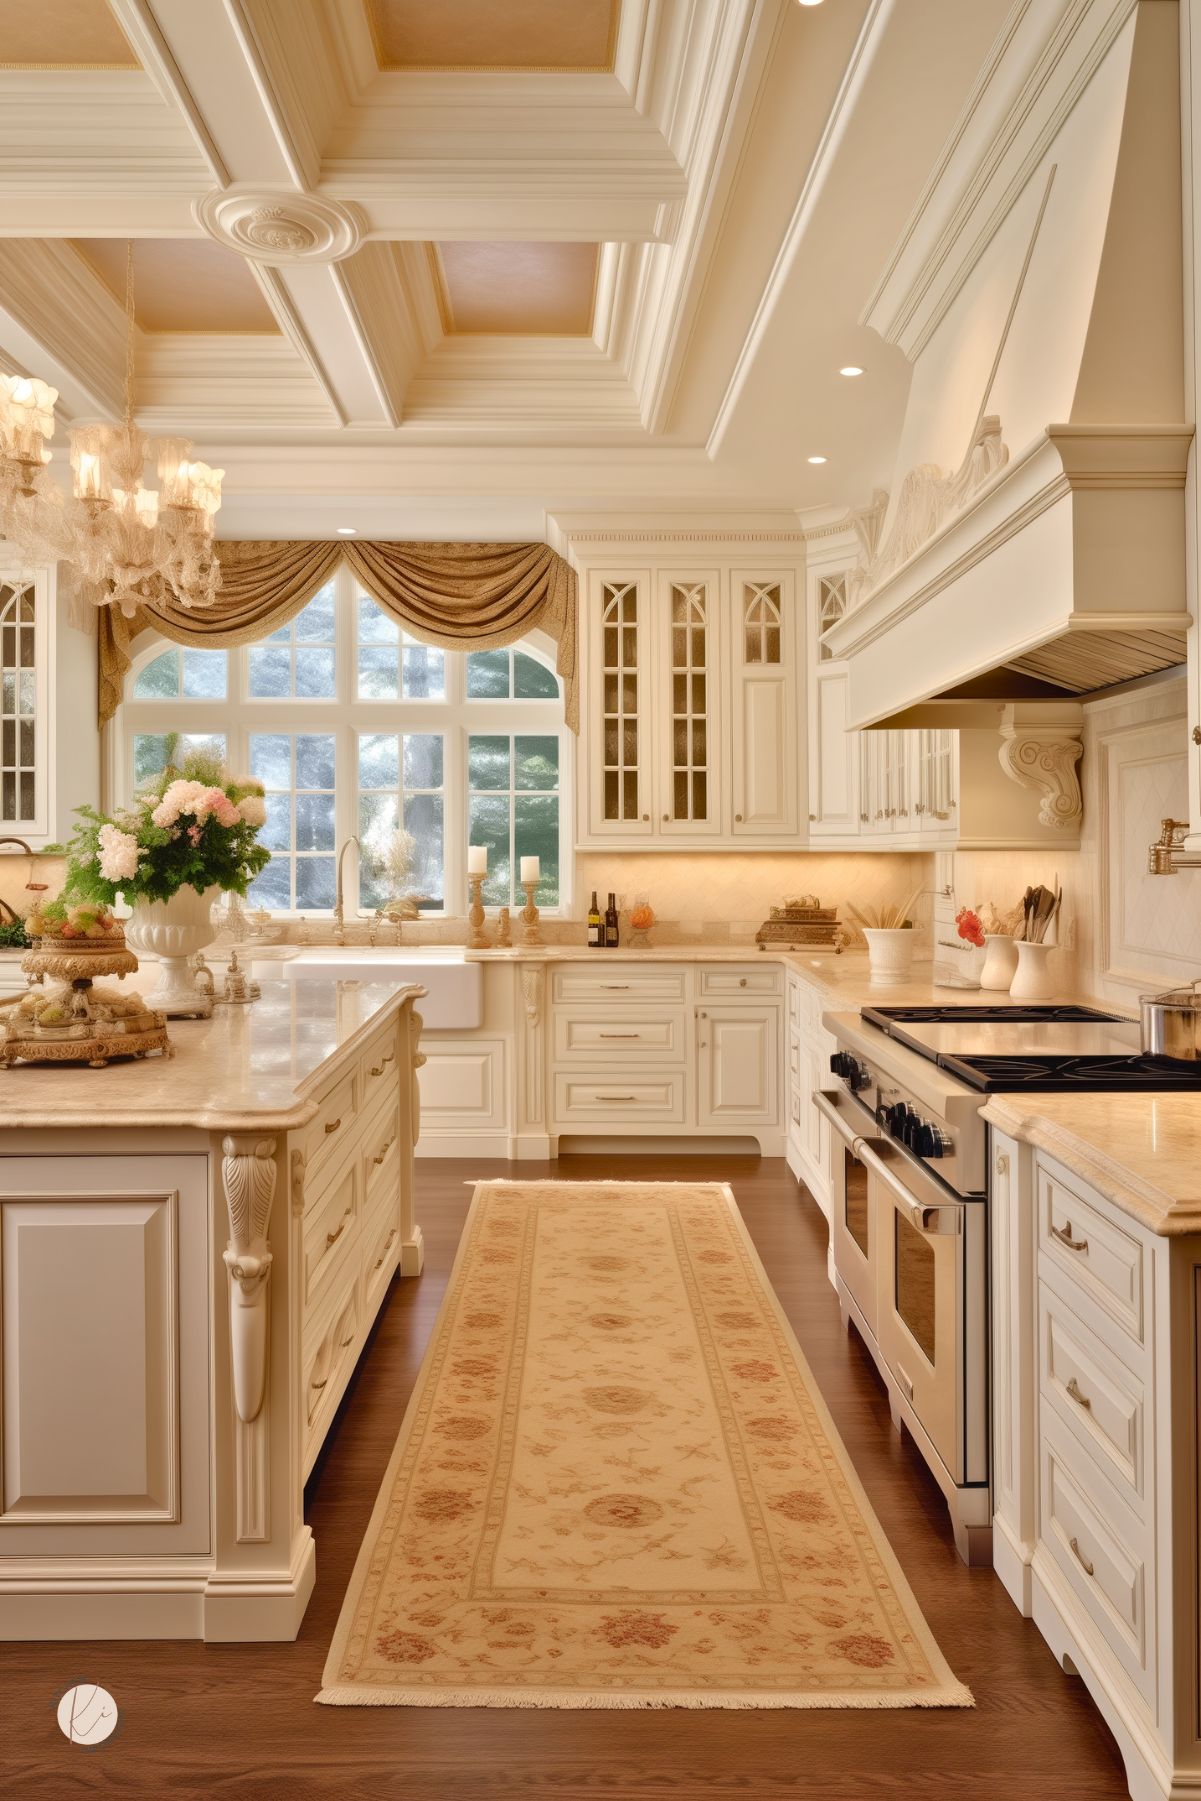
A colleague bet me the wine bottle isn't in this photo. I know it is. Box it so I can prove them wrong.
[605,892,619,949]
[587,890,603,949]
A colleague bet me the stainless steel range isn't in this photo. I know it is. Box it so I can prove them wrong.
[814,1000,1192,1568]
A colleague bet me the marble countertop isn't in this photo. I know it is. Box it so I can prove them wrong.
[983,1092,1201,1237]
[0,976,425,1133]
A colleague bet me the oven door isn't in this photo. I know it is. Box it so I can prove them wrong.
[815,1085,884,1337]
[855,1133,986,1487]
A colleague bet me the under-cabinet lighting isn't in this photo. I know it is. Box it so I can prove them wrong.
[337,526,357,536]
[839,366,864,377]
[807,455,828,464]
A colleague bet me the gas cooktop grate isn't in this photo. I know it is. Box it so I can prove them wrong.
[938,1052,1201,1093]
[864,1004,1125,1028]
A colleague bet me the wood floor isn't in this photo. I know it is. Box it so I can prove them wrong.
[0,1154,1130,1801]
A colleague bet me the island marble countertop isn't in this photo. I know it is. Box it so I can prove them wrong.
[982,1092,1201,1237]
[0,976,425,1133]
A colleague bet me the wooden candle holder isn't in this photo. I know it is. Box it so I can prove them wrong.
[467,874,491,950]
[520,879,543,946]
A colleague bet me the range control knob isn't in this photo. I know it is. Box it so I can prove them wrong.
[829,1052,850,1078]
[848,1060,871,1094]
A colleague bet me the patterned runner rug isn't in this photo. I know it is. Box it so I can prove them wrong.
[318,1180,971,1709]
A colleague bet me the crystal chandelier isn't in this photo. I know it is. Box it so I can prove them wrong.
[0,244,223,616]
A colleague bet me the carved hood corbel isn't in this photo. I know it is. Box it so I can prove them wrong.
[996,703,1084,831]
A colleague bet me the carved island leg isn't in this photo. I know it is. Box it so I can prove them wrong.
[221,1135,278,1424]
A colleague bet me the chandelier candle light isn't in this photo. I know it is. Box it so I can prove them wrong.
[0,243,223,614]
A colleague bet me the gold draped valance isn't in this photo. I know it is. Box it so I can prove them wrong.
[98,539,578,730]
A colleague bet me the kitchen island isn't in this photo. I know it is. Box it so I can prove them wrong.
[0,976,426,1643]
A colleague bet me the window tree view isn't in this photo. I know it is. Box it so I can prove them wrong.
[468,734,560,908]
[121,576,565,914]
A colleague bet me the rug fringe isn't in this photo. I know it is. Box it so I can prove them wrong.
[315,1683,974,1711]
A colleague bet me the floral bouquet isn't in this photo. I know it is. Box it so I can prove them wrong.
[49,742,271,909]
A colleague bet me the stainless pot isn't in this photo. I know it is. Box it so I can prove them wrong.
[1140,979,1201,1059]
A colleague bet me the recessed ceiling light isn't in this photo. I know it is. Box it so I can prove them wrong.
[797,1,824,7]
[336,526,357,536]
[807,455,827,465]
[839,365,864,377]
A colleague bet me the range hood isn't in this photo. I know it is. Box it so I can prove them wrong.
[823,0,1193,729]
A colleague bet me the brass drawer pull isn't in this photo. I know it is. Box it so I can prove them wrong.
[374,1229,397,1271]
[598,1093,637,1102]
[1066,1376,1092,1411]
[340,1328,356,1347]
[373,1135,395,1166]
[324,1116,342,1135]
[369,1064,384,1078]
[599,1032,640,1039]
[310,1374,329,1393]
[602,983,631,990]
[1069,1535,1094,1578]
[326,1212,350,1247]
[1051,1220,1088,1253]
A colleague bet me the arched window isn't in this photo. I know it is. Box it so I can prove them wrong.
[118,564,569,915]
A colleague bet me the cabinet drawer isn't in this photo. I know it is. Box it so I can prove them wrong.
[554,1009,686,1062]
[1038,1166,1143,1349]
[362,1102,401,1216]
[698,964,782,997]
[363,1206,400,1318]
[301,1163,359,1319]
[359,1027,399,1098]
[553,1070,686,1125]
[551,965,687,1004]
[1039,1408,1152,1701]
[300,1070,357,1181]
[1039,1281,1145,1512]
[302,1282,362,1476]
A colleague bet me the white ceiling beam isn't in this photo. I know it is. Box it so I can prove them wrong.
[108,0,400,426]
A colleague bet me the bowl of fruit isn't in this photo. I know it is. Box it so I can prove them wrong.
[25,900,125,949]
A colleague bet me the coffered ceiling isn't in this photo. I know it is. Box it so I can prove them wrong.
[0,0,1014,537]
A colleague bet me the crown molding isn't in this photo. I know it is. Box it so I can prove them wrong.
[135,334,335,428]
[0,239,125,418]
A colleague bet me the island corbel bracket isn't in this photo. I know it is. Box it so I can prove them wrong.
[996,703,1084,832]
[221,1135,279,1423]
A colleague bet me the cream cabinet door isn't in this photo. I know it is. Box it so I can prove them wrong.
[655,571,722,838]
[808,665,860,836]
[696,1004,779,1126]
[728,573,799,838]
[0,1154,211,1557]
[584,571,654,839]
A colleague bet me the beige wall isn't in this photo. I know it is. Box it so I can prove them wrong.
[574,850,928,944]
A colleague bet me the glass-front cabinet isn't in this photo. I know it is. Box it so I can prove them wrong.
[581,558,800,847]
[0,559,53,843]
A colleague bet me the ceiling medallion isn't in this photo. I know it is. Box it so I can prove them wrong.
[194,186,365,266]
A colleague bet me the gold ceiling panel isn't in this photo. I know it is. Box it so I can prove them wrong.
[0,0,138,67]
[434,242,600,337]
[71,239,279,334]
[367,0,618,73]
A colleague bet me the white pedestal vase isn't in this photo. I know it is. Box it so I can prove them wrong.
[125,885,220,1017]
[980,934,1019,993]
[1009,939,1057,1002]
[862,927,916,987]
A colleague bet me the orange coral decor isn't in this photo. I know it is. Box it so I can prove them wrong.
[318,1181,972,1711]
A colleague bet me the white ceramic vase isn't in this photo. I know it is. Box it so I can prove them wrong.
[980,934,1019,993]
[125,884,220,1016]
[1008,938,1056,1002]
[862,926,916,987]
